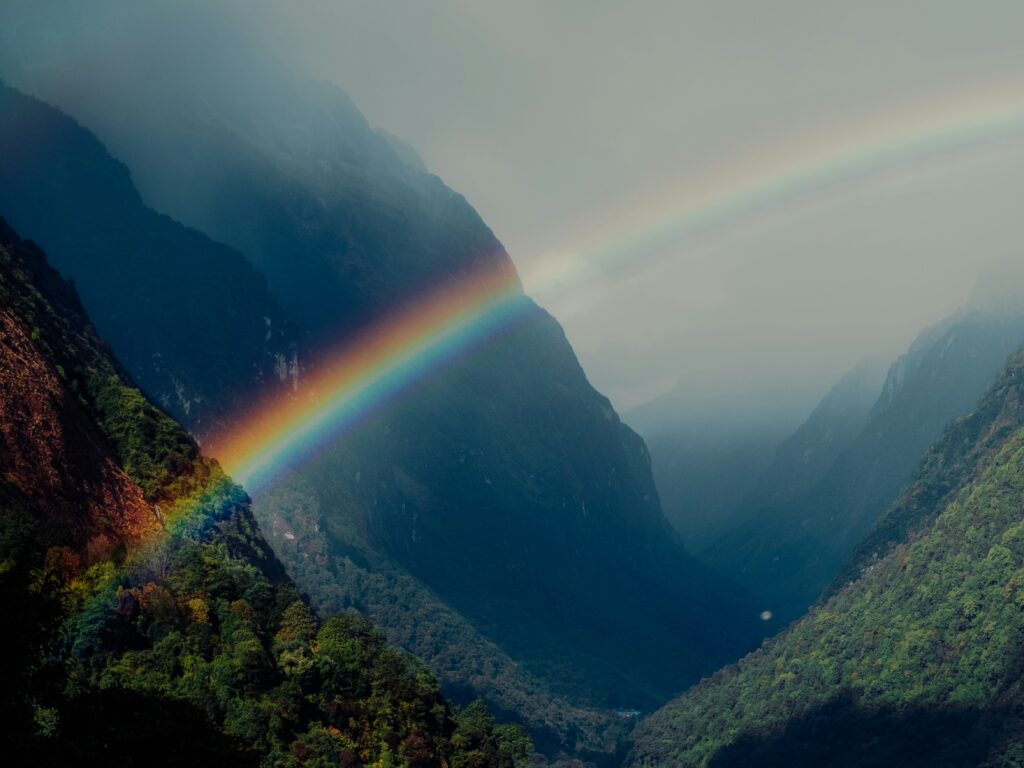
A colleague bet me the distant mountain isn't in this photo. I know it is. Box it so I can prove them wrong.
[0,5,768,756]
[0,0,512,346]
[730,358,890,515]
[626,382,816,550]
[0,82,299,440]
[631,357,884,560]
[628,347,1024,768]
[625,413,793,551]
[0,219,526,767]
[704,307,1024,624]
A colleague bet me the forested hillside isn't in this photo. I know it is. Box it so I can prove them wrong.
[629,347,1024,767]
[705,310,1024,622]
[0,219,527,766]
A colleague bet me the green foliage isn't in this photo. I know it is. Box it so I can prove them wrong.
[833,351,1024,593]
[0,226,530,766]
[451,701,533,768]
[255,483,631,760]
[89,372,200,501]
[629,368,1024,766]
[706,317,1024,625]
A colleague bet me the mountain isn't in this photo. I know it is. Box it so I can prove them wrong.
[627,346,1024,768]
[0,218,527,767]
[0,0,512,345]
[0,79,618,759]
[704,308,1024,623]
[626,385,812,550]
[0,6,767,755]
[0,82,300,440]
[730,358,890,516]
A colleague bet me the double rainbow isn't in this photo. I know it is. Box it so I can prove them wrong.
[210,81,1024,493]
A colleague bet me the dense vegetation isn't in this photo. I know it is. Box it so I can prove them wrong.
[257,480,632,763]
[0,222,529,766]
[628,348,1024,767]
[832,351,1024,592]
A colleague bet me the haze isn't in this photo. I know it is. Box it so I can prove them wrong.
[10,0,1024,410]
[245,0,1024,410]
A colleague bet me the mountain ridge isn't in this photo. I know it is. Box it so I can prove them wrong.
[0,29,767,757]
[704,307,1024,622]
[628,346,1024,767]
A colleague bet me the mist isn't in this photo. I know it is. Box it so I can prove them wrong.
[247,0,1024,410]
[5,0,1024,412]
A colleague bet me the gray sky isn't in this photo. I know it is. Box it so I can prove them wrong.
[250,0,1024,409]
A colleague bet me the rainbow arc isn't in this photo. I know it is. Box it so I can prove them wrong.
[207,81,1024,494]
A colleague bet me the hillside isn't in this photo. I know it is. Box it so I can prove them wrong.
[0,77,632,760]
[629,347,1024,767]
[730,358,889,516]
[0,219,527,766]
[705,309,1024,623]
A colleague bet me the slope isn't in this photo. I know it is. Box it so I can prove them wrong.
[0,82,300,440]
[730,358,889,516]
[0,78,628,758]
[626,381,822,550]
[629,347,1024,767]
[0,218,527,767]
[705,308,1024,623]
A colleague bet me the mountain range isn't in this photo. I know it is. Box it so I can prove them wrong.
[629,341,1024,767]
[7,4,1024,767]
[0,2,766,758]
[702,306,1024,623]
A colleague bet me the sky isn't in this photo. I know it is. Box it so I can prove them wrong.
[240,0,1024,411]
[9,0,1022,413]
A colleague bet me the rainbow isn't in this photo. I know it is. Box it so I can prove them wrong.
[209,81,1024,492]
[209,262,528,493]
[523,80,1024,303]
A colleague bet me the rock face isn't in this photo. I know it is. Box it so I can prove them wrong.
[628,349,1024,768]
[0,218,526,767]
[0,219,159,557]
[704,309,1024,623]
[0,5,767,755]
[0,82,299,440]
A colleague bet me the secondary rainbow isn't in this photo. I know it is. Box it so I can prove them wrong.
[209,81,1024,493]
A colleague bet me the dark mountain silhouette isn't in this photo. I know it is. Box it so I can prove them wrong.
[0,218,526,766]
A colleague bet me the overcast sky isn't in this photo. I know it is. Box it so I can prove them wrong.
[249,0,1024,410]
